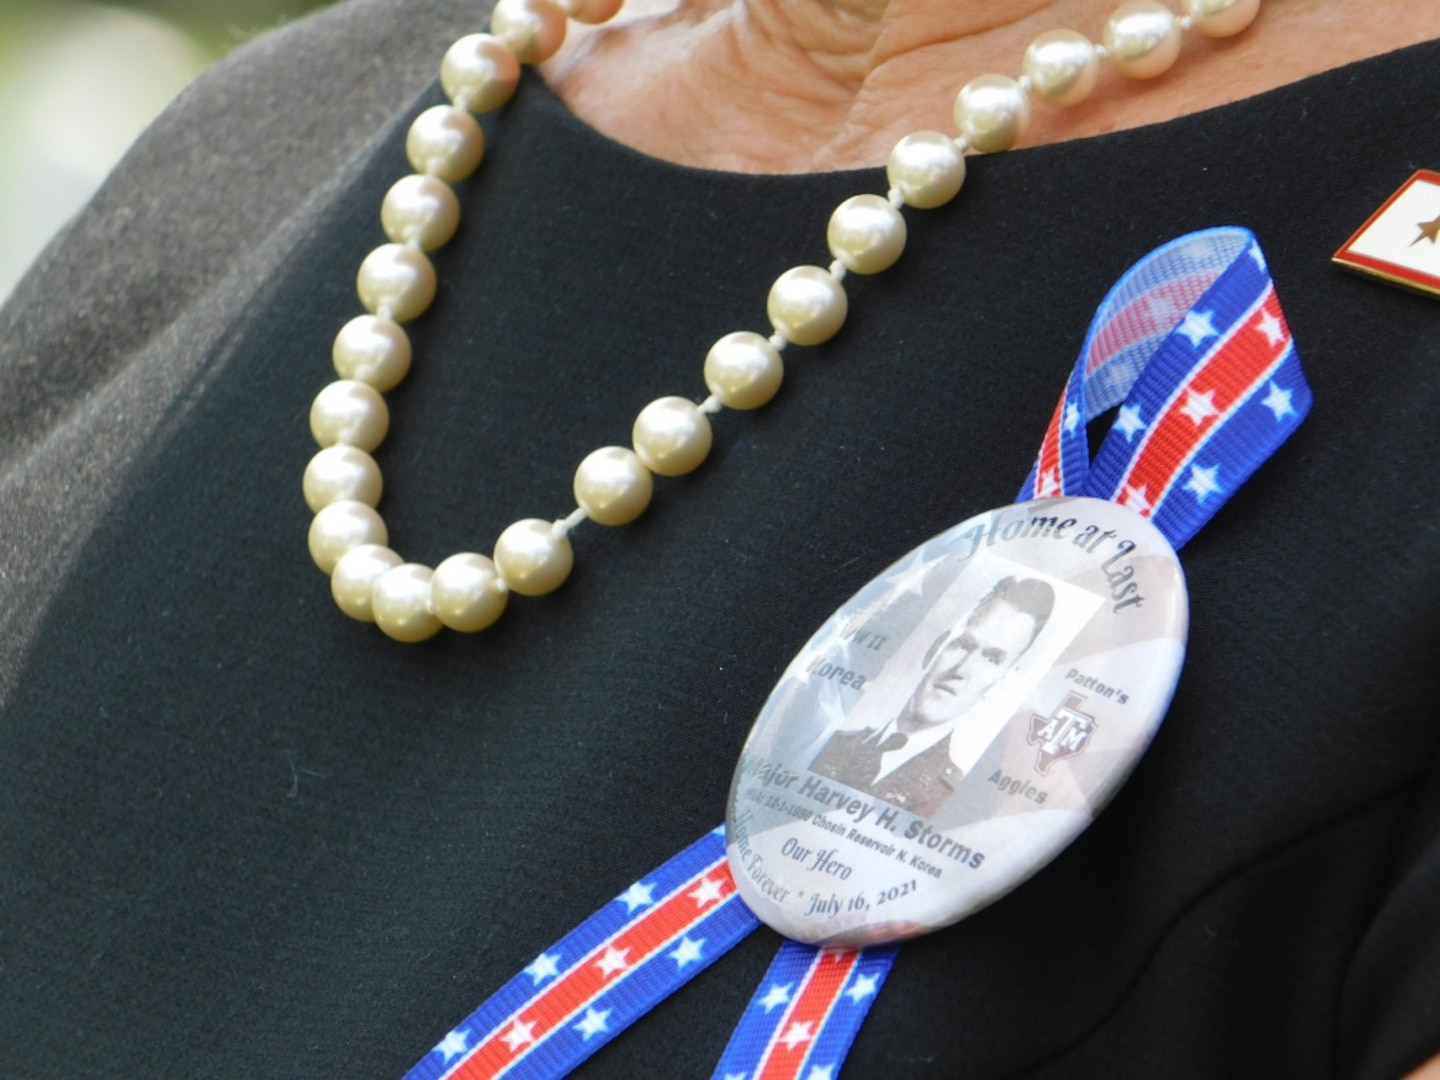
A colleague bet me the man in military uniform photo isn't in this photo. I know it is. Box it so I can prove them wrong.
[809,576,1055,817]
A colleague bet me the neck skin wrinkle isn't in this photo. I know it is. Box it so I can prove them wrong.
[543,0,1440,172]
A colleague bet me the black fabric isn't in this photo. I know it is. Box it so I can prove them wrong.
[2,7,1439,1077]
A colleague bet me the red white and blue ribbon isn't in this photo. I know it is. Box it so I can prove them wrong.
[1019,227,1310,546]
[400,226,1309,1079]
[402,828,758,1080]
[709,940,898,1080]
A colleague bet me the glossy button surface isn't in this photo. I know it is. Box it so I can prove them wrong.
[726,497,1188,945]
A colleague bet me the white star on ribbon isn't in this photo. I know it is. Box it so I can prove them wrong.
[524,952,561,985]
[435,1029,471,1062]
[844,972,880,1004]
[500,1019,537,1053]
[1178,309,1218,347]
[1063,402,1081,435]
[616,881,655,913]
[1036,468,1062,497]
[1121,483,1153,516]
[1180,388,1220,426]
[779,1021,815,1051]
[573,1007,612,1042]
[1183,463,1223,503]
[758,982,793,1013]
[1255,309,1286,347]
[669,935,705,968]
[689,876,726,908]
[595,946,631,979]
[1261,380,1295,421]
[1249,244,1267,271]
[1114,404,1147,443]
[805,1066,836,1080]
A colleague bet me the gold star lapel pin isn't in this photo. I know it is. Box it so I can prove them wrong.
[1334,169,1440,297]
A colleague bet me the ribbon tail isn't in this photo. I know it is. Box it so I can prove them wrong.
[711,939,898,1080]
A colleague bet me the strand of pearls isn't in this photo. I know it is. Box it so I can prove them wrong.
[304,0,1260,642]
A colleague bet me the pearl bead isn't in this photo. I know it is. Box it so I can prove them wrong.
[1104,0,1182,79]
[310,380,389,452]
[372,563,443,643]
[767,266,848,346]
[308,501,388,573]
[632,397,712,476]
[494,519,573,596]
[1183,0,1260,37]
[432,553,509,632]
[491,0,568,64]
[332,315,411,392]
[565,0,623,24]
[406,105,486,182]
[827,195,907,275]
[303,445,383,511]
[381,175,461,252]
[1023,29,1101,106]
[574,446,653,525]
[704,331,784,410]
[953,74,1031,154]
[331,543,403,621]
[357,243,437,323]
[886,131,966,210]
[440,34,521,113]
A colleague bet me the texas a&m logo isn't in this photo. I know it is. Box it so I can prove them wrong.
[1028,692,1097,774]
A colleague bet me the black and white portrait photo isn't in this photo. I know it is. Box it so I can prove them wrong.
[809,575,1056,816]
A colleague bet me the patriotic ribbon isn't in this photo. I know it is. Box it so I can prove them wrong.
[710,940,898,1080]
[403,828,759,1080]
[400,227,1309,1079]
[1018,226,1311,546]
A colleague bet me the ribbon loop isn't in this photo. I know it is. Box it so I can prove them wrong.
[1019,227,1311,548]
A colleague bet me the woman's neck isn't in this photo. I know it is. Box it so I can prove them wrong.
[542,0,1440,172]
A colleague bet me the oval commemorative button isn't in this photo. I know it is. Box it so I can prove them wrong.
[725,496,1188,945]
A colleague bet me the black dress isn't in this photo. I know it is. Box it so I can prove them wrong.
[2,3,1438,1075]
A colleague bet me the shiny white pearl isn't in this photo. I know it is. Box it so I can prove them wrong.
[432,553,509,632]
[953,74,1031,154]
[886,131,966,210]
[1104,0,1183,79]
[565,0,623,23]
[332,315,411,392]
[632,397,712,476]
[381,175,461,251]
[308,500,388,573]
[310,380,389,451]
[440,34,520,113]
[1183,0,1260,37]
[767,266,848,346]
[406,104,486,182]
[331,543,403,621]
[574,446,653,525]
[357,243,437,323]
[494,519,573,596]
[303,445,383,511]
[704,332,784,410]
[491,0,568,64]
[372,563,443,643]
[827,195,907,275]
[1023,29,1101,106]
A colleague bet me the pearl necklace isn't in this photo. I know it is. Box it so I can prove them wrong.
[302,0,1262,642]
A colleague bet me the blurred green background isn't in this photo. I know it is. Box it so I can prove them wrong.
[0,0,337,299]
